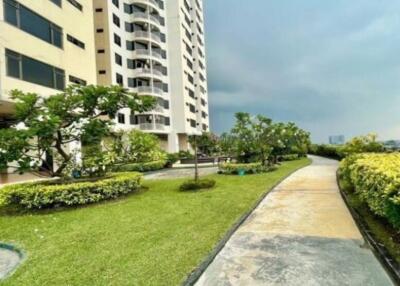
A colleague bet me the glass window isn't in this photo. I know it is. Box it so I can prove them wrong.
[54,68,65,90]
[52,25,63,48]
[5,49,21,78]
[50,0,61,7]
[115,53,122,65]
[114,34,121,46]
[20,6,52,44]
[4,0,18,26]
[117,113,125,124]
[22,56,54,88]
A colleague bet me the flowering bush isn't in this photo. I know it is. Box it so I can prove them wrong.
[339,153,400,230]
[0,172,142,209]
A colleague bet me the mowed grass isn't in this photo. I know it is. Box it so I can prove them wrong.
[0,159,310,286]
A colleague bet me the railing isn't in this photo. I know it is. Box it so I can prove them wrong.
[134,49,163,59]
[137,86,164,96]
[139,122,165,131]
[133,31,161,43]
[133,0,160,10]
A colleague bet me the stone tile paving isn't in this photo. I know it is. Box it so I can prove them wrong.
[196,156,394,286]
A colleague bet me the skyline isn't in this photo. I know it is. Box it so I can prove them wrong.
[204,0,400,143]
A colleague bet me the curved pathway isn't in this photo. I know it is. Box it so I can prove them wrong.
[196,156,394,286]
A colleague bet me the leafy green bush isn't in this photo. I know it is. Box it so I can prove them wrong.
[165,153,180,168]
[279,154,300,161]
[339,153,400,230]
[179,179,216,191]
[219,162,276,175]
[0,172,142,209]
[114,160,166,173]
[309,144,343,160]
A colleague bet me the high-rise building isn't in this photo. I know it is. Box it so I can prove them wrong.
[329,135,345,145]
[0,0,97,127]
[166,0,210,151]
[92,0,210,152]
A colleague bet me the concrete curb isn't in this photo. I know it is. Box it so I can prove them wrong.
[0,242,25,281]
[336,171,400,286]
[181,160,312,286]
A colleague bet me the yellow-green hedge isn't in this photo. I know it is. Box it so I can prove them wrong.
[339,153,400,230]
[0,172,142,209]
[113,160,166,173]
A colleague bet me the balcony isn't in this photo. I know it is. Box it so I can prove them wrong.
[133,49,163,60]
[133,68,163,80]
[133,0,161,12]
[133,31,162,44]
[137,86,164,96]
[132,12,162,26]
[139,123,165,131]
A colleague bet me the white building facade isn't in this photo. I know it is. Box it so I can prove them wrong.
[93,0,210,152]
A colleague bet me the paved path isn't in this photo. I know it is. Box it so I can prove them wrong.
[196,156,394,286]
[144,167,218,180]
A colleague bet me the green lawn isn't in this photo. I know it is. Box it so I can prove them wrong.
[0,158,310,286]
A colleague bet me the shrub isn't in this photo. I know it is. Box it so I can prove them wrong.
[309,144,343,160]
[0,172,142,209]
[339,153,400,230]
[279,154,300,161]
[165,153,180,168]
[114,160,166,173]
[180,179,216,191]
[219,162,275,175]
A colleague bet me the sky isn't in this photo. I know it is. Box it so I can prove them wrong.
[203,0,400,143]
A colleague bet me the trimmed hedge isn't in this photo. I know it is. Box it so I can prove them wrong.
[180,179,216,191]
[279,154,300,161]
[219,162,276,175]
[0,172,142,209]
[309,144,343,160]
[339,153,400,230]
[114,160,166,173]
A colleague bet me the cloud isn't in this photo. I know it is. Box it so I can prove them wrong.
[204,0,400,142]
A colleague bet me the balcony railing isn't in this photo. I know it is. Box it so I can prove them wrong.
[133,31,161,43]
[132,12,161,25]
[137,86,164,96]
[139,122,165,131]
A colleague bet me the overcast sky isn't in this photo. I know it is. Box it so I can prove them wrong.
[204,0,400,143]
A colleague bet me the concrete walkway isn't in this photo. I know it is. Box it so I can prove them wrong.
[196,156,394,286]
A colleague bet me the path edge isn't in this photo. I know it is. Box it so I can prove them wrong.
[336,171,400,286]
[182,159,312,286]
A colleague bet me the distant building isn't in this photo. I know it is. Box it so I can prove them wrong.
[329,135,345,145]
[383,140,400,150]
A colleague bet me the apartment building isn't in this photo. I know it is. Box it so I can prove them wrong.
[92,0,209,152]
[166,0,210,151]
[0,0,97,127]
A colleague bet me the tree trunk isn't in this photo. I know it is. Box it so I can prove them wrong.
[53,131,71,177]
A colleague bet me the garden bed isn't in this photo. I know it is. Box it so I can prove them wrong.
[0,159,309,285]
[0,172,142,209]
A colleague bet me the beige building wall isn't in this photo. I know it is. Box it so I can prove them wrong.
[0,0,97,112]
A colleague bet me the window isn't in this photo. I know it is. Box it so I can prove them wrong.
[112,0,119,8]
[96,28,104,33]
[69,75,87,86]
[115,53,122,66]
[99,70,106,74]
[95,8,103,12]
[67,34,85,49]
[117,113,125,124]
[97,49,105,53]
[6,49,65,90]
[67,0,82,11]
[114,33,121,46]
[113,14,120,27]
[189,104,196,113]
[202,111,207,118]
[126,41,134,50]
[50,0,61,7]
[116,73,123,85]
[190,119,196,128]
[4,0,63,48]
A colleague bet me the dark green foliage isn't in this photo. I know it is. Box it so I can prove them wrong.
[0,172,142,209]
[179,179,216,191]
[219,162,277,175]
[114,160,166,173]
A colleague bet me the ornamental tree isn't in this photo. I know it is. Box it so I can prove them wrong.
[0,85,155,177]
